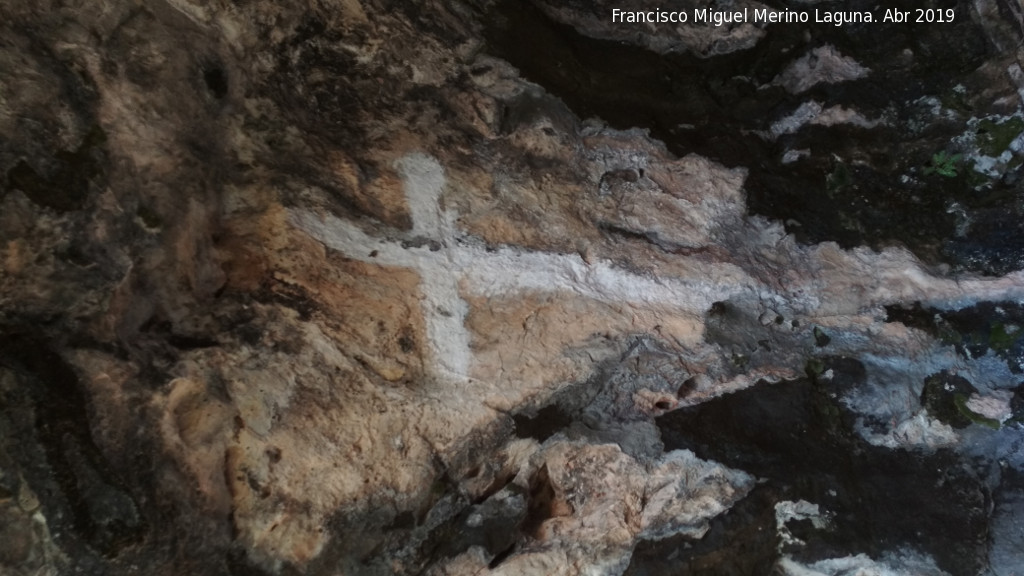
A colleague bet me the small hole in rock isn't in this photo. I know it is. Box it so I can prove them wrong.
[513,404,572,441]
[489,543,516,568]
[678,377,698,398]
[203,65,228,99]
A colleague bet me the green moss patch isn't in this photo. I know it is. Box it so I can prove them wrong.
[921,371,978,429]
[976,116,1024,157]
[989,322,1020,353]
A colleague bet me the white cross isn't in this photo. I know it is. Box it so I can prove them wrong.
[288,152,747,384]
[289,152,1024,388]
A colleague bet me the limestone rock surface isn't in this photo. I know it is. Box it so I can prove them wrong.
[2,1,1024,575]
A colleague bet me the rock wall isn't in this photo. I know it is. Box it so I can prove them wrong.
[3,1,1024,575]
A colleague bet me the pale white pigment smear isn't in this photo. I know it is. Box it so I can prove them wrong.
[288,206,748,379]
[288,209,748,310]
[288,154,752,382]
[290,152,1024,389]
[418,266,471,379]
[777,550,949,576]
[393,152,450,238]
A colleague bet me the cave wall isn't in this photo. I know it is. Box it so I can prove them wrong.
[3,0,1024,575]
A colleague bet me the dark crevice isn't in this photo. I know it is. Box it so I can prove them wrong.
[513,404,573,442]
[487,542,516,568]
[6,124,107,212]
[474,469,516,505]
[202,63,228,99]
[522,464,560,538]
[650,364,990,575]
[167,333,219,350]
[415,481,526,566]
[482,0,1019,275]
[677,377,697,398]
[254,279,319,322]
[0,331,146,558]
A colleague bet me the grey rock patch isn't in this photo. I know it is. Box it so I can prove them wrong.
[773,45,870,95]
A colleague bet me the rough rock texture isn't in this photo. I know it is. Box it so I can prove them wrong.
[3,0,1024,575]
[487,0,1024,276]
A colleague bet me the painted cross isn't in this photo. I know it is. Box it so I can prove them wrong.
[288,153,745,383]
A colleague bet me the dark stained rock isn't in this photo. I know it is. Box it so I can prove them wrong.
[652,369,990,576]
[886,301,1024,374]
[483,0,1024,275]
[921,371,984,429]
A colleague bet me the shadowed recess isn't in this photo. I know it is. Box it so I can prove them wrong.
[482,0,1023,275]
[645,359,989,575]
